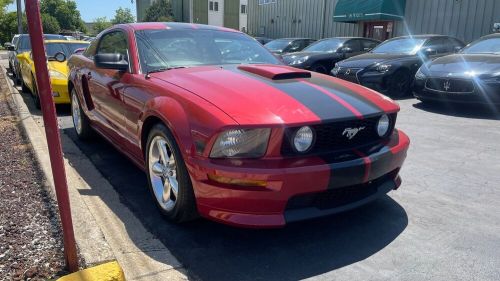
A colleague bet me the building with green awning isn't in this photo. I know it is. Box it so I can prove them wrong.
[333,0,406,22]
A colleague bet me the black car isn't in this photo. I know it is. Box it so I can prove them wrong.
[414,33,500,105]
[282,37,380,74]
[5,34,65,85]
[331,35,465,97]
[254,37,273,45]
[264,38,316,55]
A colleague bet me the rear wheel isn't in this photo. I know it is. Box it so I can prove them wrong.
[387,69,411,98]
[310,63,328,74]
[71,88,93,139]
[145,124,197,222]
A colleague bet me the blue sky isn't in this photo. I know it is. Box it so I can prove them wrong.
[7,0,137,22]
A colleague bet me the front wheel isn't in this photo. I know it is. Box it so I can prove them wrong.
[145,124,197,222]
[31,76,41,109]
[71,88,93,139]
[310,64,328,74]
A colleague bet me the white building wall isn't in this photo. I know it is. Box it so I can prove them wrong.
[240,0,248,32]
[208,0,225,27]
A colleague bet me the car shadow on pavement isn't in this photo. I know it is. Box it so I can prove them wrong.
[62,127,408,281]
[413,100,500,120]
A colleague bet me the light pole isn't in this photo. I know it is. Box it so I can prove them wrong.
[17,0,23,34]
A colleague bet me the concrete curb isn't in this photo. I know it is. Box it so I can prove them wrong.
[56,261,125,281]
[1,66,188,280]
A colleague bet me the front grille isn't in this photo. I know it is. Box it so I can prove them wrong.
[336,67,361,84]
[425,78,474,93]
[286,173,394,211]
[281,114,395,156]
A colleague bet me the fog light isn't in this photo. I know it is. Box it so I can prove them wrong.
[208,174,267,187]
[293,126,314,153]
[377,114,390,137]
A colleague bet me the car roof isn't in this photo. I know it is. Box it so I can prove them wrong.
[480,33,500,39]
[276,38,314,40]
[115,22,240,33]
[44,40,89,44]
[393,34,448,40]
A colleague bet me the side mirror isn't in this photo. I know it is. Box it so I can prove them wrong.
[341,47,353,53]
[4,42,12,48]
[453,46,462,53]
[5,43,15,51]
[422,48,437,56]
[94,53,128,71]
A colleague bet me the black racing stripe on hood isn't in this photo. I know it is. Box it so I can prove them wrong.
[226,67,358,121]
[308,76,383,116]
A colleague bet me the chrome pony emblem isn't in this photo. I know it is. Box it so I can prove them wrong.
[443,80,451,91]
[342,127,365,140]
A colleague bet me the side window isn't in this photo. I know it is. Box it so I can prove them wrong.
[344,40,361,52]
[288,40,301,51]
[425,38,448,54]
[83,39,98,58]
[97,31,129,61]
[361,40,378,51]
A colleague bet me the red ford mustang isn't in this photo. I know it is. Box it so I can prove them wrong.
[68,23,410,228]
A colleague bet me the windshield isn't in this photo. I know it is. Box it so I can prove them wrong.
[135,29,280,72]
[264,39,292,52]
[461,38,500,54]
[46,42,89,58]
[372,38,427,54]
[304,38,346,52]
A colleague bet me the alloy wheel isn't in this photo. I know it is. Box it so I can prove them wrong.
[71,93,82,135]
[148,136,179,212]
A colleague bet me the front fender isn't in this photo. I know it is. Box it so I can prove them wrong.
[141,97,193,156]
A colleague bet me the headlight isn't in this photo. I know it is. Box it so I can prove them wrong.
[210,128,271,158]
[293,126,315,153]
[415,68,427,80]
[377,114,391,137]
[49,70,66,79]
[289,56,309,65]
[376,64,392,73]
[331,66,341,76]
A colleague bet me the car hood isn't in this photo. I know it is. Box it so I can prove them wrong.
[282,52,340,63]
[48,61,69,76]
[338,53,413,68]
[425,54,500,76]
[150,64,398,125]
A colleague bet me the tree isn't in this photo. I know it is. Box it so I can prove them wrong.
[0,11,26,44]
[112,7,135,24]
[144,0,174,22]
[93,17,112,35]
[41,13,61,34]
[40,0,87,33]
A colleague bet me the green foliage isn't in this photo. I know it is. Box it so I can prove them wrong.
[40,0,87,33]
[144,0,175,22]
[93,17,112,36]
[41,13,61,34]
[0,11,27,44]
[112,7,135,24]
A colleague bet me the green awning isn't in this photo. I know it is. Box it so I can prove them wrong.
[334,0,406,22]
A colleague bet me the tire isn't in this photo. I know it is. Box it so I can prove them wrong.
[8,62,13,74]
[21,77,29,93]
[145,123,198,222]
[71,88,93,139]
[31,76,41,109]
[15,68,21,85]
[310,63,328,74]
[386,69,411,98]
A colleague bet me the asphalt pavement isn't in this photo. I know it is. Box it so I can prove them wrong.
[2,51,499,281]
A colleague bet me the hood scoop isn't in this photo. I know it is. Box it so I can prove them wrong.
[238,65,311,80]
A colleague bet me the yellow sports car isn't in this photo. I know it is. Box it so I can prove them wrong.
[17,40,89,108]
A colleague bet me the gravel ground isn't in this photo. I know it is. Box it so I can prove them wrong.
[0,75,67,280]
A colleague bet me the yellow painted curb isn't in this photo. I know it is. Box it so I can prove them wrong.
[57,261,125,281]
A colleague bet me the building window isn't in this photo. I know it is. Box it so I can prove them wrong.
[210,1,219,11]
[259,0,276,5]
[241,4,247,14]
[209,1,214,11]
[214,1,219,11]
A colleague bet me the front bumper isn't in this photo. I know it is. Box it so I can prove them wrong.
[50,78,70,104]
[187,130,410,228]
[333,69,390,93]
[414,79,500,105]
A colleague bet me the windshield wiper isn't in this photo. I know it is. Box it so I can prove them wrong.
[145,66,187,78]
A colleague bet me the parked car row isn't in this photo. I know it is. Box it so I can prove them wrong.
[265,33,500,104]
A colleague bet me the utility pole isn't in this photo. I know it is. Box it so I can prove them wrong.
[17,0,23,34]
